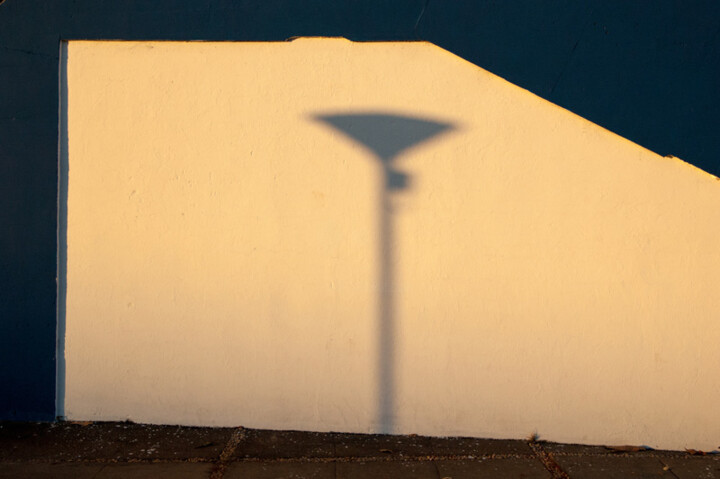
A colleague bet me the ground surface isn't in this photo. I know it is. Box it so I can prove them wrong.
[1,422,718,478]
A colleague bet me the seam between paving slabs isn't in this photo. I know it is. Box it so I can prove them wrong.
[529,441,571,479]
[658,458,682,479]
[209,427,245,479]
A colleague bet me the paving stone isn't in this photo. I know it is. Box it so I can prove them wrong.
[337,460,439,479]
[660,456,720,479]
[431,436,534,457]
[0,421,232,461]
[0,462,104,478]
[95,462,212,478]
[436,458,550,478]
[332,432,433,458]
[543,441,675,457]
[226,461,335,478]
[542,442,614,456]
[235,430,335,459]
[3,423,716,478]
[554,455,676,478]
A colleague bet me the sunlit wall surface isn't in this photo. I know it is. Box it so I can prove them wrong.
[62,40,720,451]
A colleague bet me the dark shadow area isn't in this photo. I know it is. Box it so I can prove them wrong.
[312,112,454,433]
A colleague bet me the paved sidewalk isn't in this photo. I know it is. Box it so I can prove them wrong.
[1,422,718,478]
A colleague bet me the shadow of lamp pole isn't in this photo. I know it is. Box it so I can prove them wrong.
[311,112,454,433]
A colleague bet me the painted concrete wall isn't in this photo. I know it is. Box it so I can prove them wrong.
[64,39,720,451]
[3,0,719,423]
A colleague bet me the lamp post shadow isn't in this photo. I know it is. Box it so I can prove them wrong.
[311,112,454,434]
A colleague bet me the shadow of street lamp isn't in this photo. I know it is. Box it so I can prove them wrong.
[311,112,454,433]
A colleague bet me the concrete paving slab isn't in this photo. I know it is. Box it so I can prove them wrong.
[235,430,335,459]
[95,463,212,478]
[3,423,716,478]
[430,436,534,457]
[660,456,720,479]
[226,461,335,478]
[435,458,551,478]
[332,432,433,458]
[0,462,104,478]
[336,460,439,479]
[543,441,675,457]
[554,455,676,478]
[0,422,232,461]
[541,442,616,456]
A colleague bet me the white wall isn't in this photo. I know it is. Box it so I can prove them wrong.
[63,39,720,451]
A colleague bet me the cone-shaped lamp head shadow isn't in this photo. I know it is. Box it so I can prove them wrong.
[312,112,455,164]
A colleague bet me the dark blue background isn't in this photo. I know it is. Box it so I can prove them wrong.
[1,0,718,420]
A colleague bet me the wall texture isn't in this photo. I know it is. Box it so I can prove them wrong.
[63,40,720,451]
[1,0,718,428]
